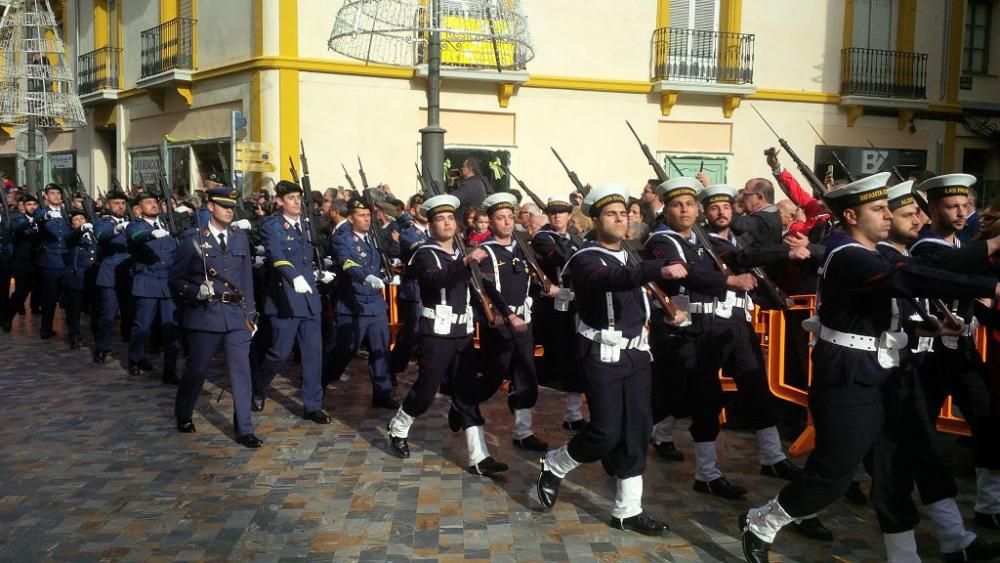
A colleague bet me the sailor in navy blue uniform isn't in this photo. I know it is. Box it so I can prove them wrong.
[34,184,72,340]
[475,192,554,452]
[909,173,1000,531]
[870,181,1000,561]
[169,187,262,448]
[325,197,398,408]
[60,209,97,349]
[386,195,511,476]
[0,190,14,332]
[740,173,1000,563]
[644,178,756,500]
[535,184,685,536]
[531,196,587,430]
[251,180,332,424]
[125,191,179,383]
[7,194,40,327]
[389,194,430,379]
[92,191,132,363]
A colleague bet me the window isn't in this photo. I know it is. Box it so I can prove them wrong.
[963,0,992,74]
[660,155,727,184]
[852,0,898,50]
[669,0,719,31]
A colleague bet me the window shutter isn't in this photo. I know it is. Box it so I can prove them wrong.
[669,0,691,28]
[693,0,718,31]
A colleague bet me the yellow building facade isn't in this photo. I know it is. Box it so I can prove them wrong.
[9,0,1000,204]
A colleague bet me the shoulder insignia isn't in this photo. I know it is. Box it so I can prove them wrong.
[283,222,290,229]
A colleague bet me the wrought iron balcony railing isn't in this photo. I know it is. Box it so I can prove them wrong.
[840,47,927,99]
[652,27,755,85]
[140,17,196,79]
[78,46,121,95]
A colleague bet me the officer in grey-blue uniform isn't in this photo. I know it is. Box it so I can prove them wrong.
[389,194,430,380]
[251,180,332,424]
[33,184,72,340]
[170,186,261,447]
[326,197,397,408]
[125,191,179,384]
[7,194,40,327]
[61,209,97,349]
[92,190,132,363]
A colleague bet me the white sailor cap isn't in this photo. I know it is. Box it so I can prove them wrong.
[655,177,701,201]
[822,172,891,215]
[697,184,738,206]
[481,192,518,216]
[887,180,916,211]
[582,184,629,218]
[545,195,574,213]
[917,173,976,201]
[421,194,461,218]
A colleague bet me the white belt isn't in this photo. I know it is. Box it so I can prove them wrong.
[513,304,529,317]
[819,326,878,351]
[577,323,649,351]
[688,297,747,315]
[421,306,469,325]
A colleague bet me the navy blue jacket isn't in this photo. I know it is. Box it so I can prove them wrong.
[331,225,388,316]
[94,216,131,289]
[397,222,429,302]
[33,205,72,270]
[169,226,257,333]
[61,228,97,291]
[126,217,177,298]
[260,213,320,318]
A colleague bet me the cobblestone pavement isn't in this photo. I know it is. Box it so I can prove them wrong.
[0,312,990,562]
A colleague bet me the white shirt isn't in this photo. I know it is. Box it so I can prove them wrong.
[283,214,302,231]
[207,222,228,248]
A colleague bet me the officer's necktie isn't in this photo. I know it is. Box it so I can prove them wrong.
[294,222,303,237]
[218,233,227,253]
[153,221,161,230]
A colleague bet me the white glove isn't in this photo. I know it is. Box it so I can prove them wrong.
[364,275,385,290]
[390,258,402,268]
[291,275,313,294]
[174,205,192,214]
[233,219,252,230]
[558,287,575,301]
[114,221,129,234]
[197,281,214,301]
[81,222,93,232]
[254,245,265,254]
[46,209,62,220]
[389,275,401,286]
[316,271,335,284]
[322,256,334,268]
[252,256,265,269]
[151,229,169,239]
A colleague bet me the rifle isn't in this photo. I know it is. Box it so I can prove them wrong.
[497,164,557,291]
[290,146,325,273]
[807,121,855,182]
[550,144,683,321]
[415,163,432,196]
[550,147,587,193]
[341,163,359,193]
[865,139,907,183]
[623,123,794,309]
[417,166,503,326]
[501,164,545,210]
[217,142,230,187]
[750,105,827,196]
[357,156,370,190]
[155,159,178,235]
[75,173,97,223]
[908,188,964,331]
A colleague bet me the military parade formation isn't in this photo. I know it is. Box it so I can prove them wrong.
[2,138,1000,562]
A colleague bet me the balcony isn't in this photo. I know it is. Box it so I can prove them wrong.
[77,47,122,104]
[839,47,928,126]
[138,17,196,91]
[651,27,756,116]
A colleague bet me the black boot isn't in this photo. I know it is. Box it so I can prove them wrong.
[535,467,561,511]
[739,511,771,563]
[610,513,669,536]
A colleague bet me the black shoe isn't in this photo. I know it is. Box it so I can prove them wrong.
[137,359,154,371]
[250,393,265,413]
[693,476,748,499]
[651,440,684,462]
[235,433,263,448]
[844,480,867,505]
[536,467,562,511]
[469,456,508,476]
[68,338,81,350]
[447,403,461,433]
[371,395,400,410]
[304,410,332,424]
[40,330,55,340]
[760,459,803,481]
[562,419,587,431]
[176,420,196,433]
[161,371,179,385]
[792,517,833,541]
[944,537,1000,562]
[975,512,1000,529]
[739,511,771,563]
[127,363,141,376]
[92,350,107,364]
[611,512,670,536]
[513,435,549,452]
[387,424,409,458]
